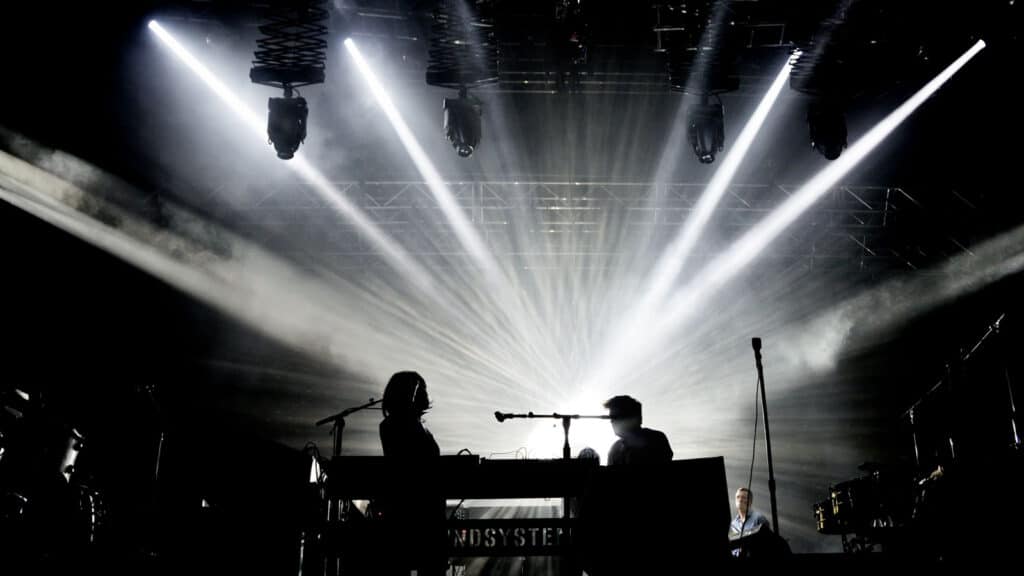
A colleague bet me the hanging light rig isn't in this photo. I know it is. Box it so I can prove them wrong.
[250,0,329,159]
[665,1,740,164]
[427,0,499,158]
[789,13,859,161]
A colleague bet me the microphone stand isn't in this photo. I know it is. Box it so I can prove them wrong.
[494,412,611,460]
[314,398,382,576]
[495,411,609,576]
[752,338,780,537]
[316,397,383,460]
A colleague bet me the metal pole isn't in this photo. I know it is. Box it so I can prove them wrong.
[752,338,780,536]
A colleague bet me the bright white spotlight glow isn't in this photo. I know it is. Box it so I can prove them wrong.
[344,38,498,278]
[526,417,618,462]
[524,394,619,461]
[659,39,987,336]
[148,21,435,294]
[583,53,796,392]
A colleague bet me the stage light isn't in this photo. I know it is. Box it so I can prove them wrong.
[149,21,436,294]
[584,40,986,398]
[580,53,796,396]
[248,1,327,160]
[662,39,988,330]
[688,96,725,164]
[267,93,308,159]
[444,90,482,158]
[808,100,847,160]
[344,38,497,275]
[648,53,796,303]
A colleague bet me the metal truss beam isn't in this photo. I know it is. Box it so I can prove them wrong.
[214,179,983,274]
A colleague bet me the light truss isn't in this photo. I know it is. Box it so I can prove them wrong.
[214,179,983,274]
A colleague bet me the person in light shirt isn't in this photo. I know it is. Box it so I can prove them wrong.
[729,487,770,557]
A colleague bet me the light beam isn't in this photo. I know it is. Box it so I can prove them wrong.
[644,40,989,371]
[583,53,798,393]
[148,20,436,294]
[344,38,499,279]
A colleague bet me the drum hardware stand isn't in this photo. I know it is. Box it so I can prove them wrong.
[752,338,781,537]
[992,316,1022,450]
[842,533,874,554]
[314,398,382,576]
[902,313,1017,469]
[137,382,165,559]
[908,407,921,468]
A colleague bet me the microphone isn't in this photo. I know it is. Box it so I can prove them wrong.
[495,411,507,423]
[752,337,762,352]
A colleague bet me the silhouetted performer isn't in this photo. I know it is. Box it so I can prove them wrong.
[579,397,674,575]
[603,395,673,465]
[380,372,440,461]
[378,371,446,576]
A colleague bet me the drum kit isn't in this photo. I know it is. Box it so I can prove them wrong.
[814,313,1023,553]
[0,387,107,552]
[814,463,915,536]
